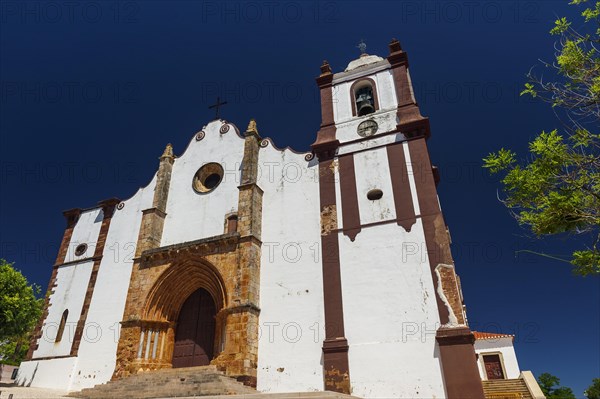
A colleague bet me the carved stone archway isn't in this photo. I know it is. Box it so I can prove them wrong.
[139,259,227,371]
[143,258,227,323]
[114,234,261,387]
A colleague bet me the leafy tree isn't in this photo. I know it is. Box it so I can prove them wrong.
[483,0,600,276]
[537,373,576,399]
[585,378,600,399]
[0,259,42,365]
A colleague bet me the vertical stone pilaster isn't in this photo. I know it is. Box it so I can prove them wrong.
[436,327,485,399]
[26,208,81,360]
[310,60,351,395]
[338,154,361,241]
[215,119,263,386]
[311,60,339,155]
[387,38,431,139]
[408,138,484,399]
[387,143,417,232]
[70,198,120,356]
[115,144,174,378]
[55,209,81,265]
[136,208,167,256]
[317,155,351,395]
[136,143,175,257]
[153,144,174,210]
[237,120,263,242]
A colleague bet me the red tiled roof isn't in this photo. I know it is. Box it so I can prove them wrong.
[473,331,514,341]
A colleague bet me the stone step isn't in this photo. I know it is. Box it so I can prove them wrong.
[482,379,533,399]
[69,366,255,399]
[170,393,360,399]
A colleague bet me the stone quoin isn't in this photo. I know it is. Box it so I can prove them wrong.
[16,40,543,399]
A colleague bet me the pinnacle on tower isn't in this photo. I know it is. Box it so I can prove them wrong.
[245,118,260,137]
[320,60,332,76]
[389,38,402,54]
[160,143,174,161]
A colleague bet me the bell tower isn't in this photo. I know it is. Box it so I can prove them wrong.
[311,39,485,399]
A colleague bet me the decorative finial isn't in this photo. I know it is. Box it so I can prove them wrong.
[357,39,367,56]
[245,118,260,138]
[160,143,174,161]
[320,60,332,76]
[389,38,402,54]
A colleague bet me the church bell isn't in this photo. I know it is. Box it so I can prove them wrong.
[356,87,375,116]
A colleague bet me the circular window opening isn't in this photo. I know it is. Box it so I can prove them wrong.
[193,163,224,193]
[75,243,88,257]
[204,173,221,190]
[367,189,383,201]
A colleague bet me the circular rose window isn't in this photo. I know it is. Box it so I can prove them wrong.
[193,163,224,193]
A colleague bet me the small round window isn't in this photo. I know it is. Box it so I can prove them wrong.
[74,243,88,257]
[193,163,224,193]
[367,189,383,200]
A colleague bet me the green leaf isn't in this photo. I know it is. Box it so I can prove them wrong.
[550,17,571,35]
[483,148,516,174]
[521,82,538,97]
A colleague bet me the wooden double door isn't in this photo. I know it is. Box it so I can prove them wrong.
[172,288,216,368]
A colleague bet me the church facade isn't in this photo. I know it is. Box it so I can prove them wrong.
[17,40,531,399]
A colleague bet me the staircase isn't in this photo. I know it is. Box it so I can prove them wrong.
[69,365,256,399]
[483,378,534,399]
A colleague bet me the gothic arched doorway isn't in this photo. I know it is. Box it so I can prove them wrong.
[172,288,216,368]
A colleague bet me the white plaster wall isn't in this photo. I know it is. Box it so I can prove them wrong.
[332,68,399,145]
[15,357,77,390]
[337,132,406,156]
[475,337,521,380]
[335,109,399,145]
[33,260,94,359]
[64,208,103,263]
[338,221,446,398]
[256,145,325,393]
[70,178,156,391]
[352,147,396,225]
[161,120,245,246]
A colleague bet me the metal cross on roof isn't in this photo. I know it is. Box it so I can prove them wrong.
[357,39,367,55]
[208,96,227,119]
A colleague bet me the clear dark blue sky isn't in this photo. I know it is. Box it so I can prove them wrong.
[1,0,598,396]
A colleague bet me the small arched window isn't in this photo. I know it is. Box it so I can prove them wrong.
[351,79,379,117]
[226,214,238,233]
[55,309,68,343]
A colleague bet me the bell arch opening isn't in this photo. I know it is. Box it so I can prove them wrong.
[350,78,380,117]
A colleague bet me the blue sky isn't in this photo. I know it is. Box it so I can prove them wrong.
[0,0,598,396]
